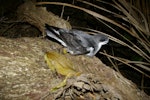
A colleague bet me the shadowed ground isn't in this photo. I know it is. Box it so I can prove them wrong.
[0,37,149,100]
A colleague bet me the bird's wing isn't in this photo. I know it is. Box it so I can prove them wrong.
[60,31,89,55]
[59,31,82,47]
[69,30,97,55]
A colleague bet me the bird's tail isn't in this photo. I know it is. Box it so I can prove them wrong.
[45,24,60,35]
[45,24,67,47]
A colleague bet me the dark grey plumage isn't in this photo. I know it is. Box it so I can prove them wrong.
[45,24,109,56]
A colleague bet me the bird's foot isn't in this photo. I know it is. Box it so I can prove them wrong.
[62,48,68,54]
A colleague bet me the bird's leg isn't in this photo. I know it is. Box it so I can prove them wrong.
[50,46,65,54]
[62,48,68,54]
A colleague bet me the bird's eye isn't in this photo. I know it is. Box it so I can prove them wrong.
[99,36,108,42]
[77,39,82,43]
[100,38,106,42]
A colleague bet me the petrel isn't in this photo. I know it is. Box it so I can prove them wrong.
[45,24,109,56]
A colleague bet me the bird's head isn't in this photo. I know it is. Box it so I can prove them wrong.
[95,34,109,46]
[86,34,109,56]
